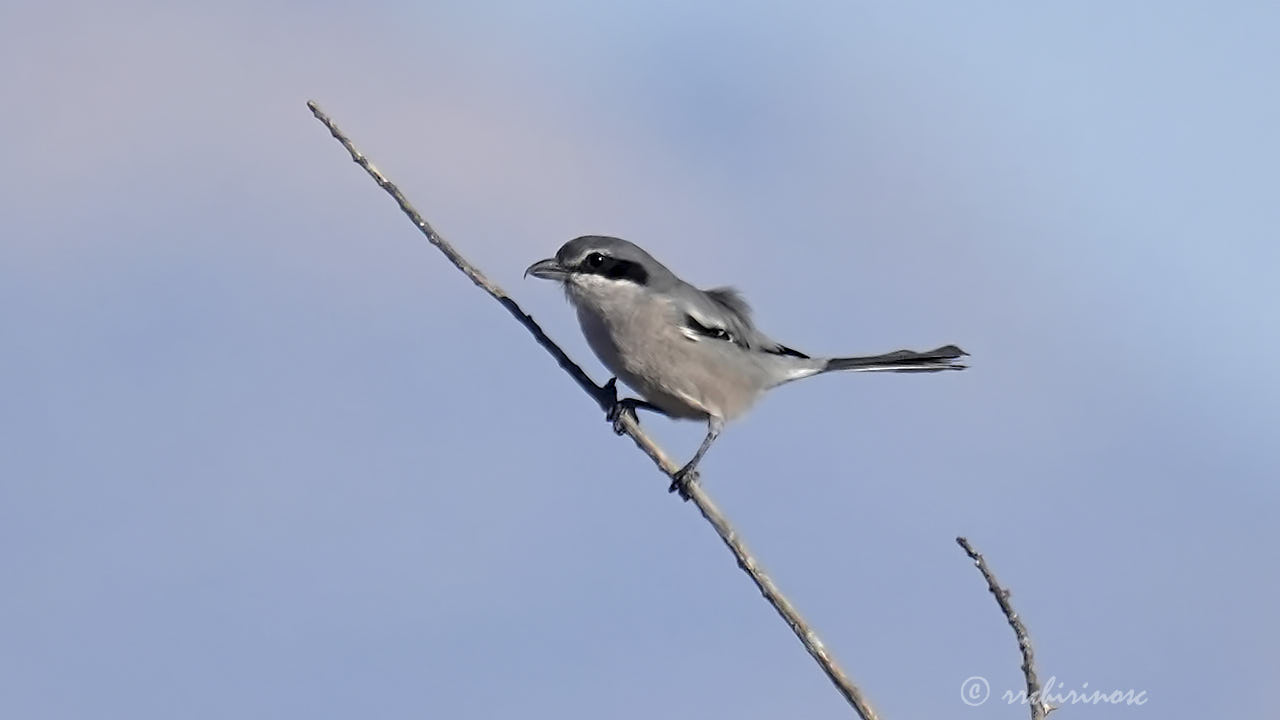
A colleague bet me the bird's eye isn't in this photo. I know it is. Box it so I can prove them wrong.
[584,252,606,269]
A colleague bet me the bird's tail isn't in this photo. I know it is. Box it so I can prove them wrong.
[823,344,968,373]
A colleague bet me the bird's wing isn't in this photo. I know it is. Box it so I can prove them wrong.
[691,286,810,359]
[705,286,753,322]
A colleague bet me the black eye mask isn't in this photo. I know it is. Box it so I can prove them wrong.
[578,253,650,285]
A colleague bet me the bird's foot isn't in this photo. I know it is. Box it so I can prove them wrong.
[607,401,641,436]
[669,465,699,501]
[603,378,646,436]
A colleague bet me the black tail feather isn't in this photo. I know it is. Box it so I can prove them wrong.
[824,344,968,373]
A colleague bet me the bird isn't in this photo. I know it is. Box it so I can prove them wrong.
[525,235,966,497]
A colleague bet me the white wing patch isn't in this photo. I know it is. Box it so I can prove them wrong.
[681,308,741,347]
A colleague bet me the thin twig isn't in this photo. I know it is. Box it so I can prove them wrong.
[307,100,880,720]
[956,537,1053,720]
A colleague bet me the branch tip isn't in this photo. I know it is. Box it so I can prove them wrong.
[956,537,1053,720]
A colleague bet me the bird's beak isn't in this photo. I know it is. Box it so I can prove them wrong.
[524,258,569,280]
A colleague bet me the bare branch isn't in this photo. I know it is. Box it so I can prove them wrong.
[307,100,879,720]
[956,537,1053,720]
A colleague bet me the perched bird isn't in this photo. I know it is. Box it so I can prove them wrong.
[525,236,966,495]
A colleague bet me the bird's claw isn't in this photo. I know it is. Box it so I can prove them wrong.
[603,378,643,436]
[669,466,699,500]
[607,401,639,435]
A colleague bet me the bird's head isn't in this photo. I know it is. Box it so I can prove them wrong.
[525,236,673,306]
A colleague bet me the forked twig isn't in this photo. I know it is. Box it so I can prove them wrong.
[307,100,879,720]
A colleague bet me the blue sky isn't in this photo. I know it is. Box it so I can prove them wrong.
[3,2,1277,718]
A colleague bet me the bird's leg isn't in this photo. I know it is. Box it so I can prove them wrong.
[603,378,668,435]
[602,376,621,411]
[670,417,723,500]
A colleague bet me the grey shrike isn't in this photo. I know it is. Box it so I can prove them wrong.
[526,235,967,496]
